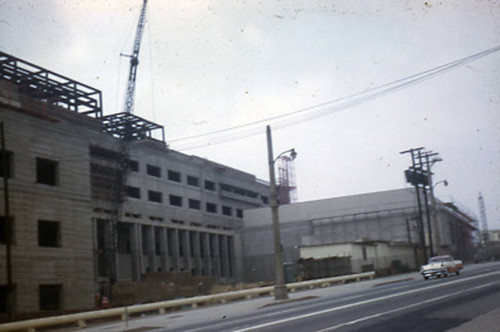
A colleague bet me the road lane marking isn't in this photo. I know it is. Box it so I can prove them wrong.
[318,280,500,331]
[233,271,500,332]
[317,294,449,331]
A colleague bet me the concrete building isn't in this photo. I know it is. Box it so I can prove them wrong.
[241,188,476,283]
[0,52,269,316]
[299,241,417,275]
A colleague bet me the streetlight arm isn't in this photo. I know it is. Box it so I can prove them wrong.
[273,148,297,163]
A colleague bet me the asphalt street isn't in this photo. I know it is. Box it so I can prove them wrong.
[72,262,500,332]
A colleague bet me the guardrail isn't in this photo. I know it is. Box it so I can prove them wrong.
[0,271,374,331]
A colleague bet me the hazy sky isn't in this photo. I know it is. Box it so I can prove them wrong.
[1,0,499,229]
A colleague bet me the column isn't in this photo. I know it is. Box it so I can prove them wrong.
[130,223,143,281]
[201,232,211,276]
[159,227,168,272]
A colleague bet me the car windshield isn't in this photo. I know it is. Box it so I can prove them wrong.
[429,257,445,263]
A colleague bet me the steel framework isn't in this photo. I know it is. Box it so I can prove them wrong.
[0,51,102,118]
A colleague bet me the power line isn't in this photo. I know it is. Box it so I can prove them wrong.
[169,45,500,151]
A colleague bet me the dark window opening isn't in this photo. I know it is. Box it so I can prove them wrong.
[36,158,58,186]
[236,209,243,218]
[0,216,14,244]
[187,175,199,187]
[128,160,139,172]
[168,170,181,182]
[0,285,8,314]
[169,195,183,207]
[39,284,62,311]
[0,150,13,178]
[126,186,141,199]
[222,206,232,216]
[148,190,162,203]
[188,199,201,210]
[204,180,215,191]
[38,220,60,247]
[146,164,161,177]
[206,203,217,214]
[261,196,269,204]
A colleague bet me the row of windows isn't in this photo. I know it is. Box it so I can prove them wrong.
[126,187,244,218]
[0,217,60,247]
[0,150,58,186]
[0,284,61,312]
[1,150,269,204]
[130,160,268,202]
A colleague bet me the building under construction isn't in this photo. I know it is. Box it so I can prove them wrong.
[0,52,270,316]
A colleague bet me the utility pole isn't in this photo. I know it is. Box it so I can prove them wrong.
[401,147,427,264]
[1,122,14,321]
[267,125,296,300]
[421,151,442,256]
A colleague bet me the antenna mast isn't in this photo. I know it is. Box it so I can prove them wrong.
[123,0,148,114]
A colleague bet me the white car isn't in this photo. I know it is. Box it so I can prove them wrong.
[420,255,463,280]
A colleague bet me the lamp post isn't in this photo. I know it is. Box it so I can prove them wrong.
[429,179,448,255]
[266,125,296,300]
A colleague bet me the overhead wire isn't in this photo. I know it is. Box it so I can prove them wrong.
[169,45,500,151]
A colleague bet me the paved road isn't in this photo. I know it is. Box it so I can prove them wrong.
[76,262,500,332]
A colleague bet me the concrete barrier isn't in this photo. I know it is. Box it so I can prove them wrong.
[0,271,374,331]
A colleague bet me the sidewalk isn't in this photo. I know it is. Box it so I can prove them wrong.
[446,307,500,332]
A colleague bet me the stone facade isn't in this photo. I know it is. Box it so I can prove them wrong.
[0,53,269,315]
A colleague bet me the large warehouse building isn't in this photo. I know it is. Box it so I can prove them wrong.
[241,188,476,283]
[0,52,269,315]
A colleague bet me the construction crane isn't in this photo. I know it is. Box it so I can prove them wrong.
[478,192,489,244]
[103,0,149,297]
[122,0,148,114]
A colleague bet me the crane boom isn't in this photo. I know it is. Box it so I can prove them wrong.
[124,0,148,114]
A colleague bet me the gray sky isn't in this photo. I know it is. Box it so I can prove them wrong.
[1,0,499,229]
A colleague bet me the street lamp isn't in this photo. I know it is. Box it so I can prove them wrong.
[266,125,296,300]
[429,179,448,256]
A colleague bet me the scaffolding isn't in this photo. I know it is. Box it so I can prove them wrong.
[0,51,103,118]
[277,155,297,204]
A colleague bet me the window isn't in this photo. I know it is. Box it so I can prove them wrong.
[236,209,243,218]
[204,180,215,191]
[187,175,199,187]
[188,199,201,210]
[0,150,12,178]
[128,160,139,172]
[36,158,58,186]
[261,196,269,204]
[146,164,161,177]
[0,285,7,314]
[0,216,14,244]
[362,247,367,260]
[148,190,162,203]
[222,206,232,216]
[168,170,181,182]
[39,284,62,310]
[206,202,217,214]
[126,186,141,199]
[169,195,183,207]
[38,220,60,248]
